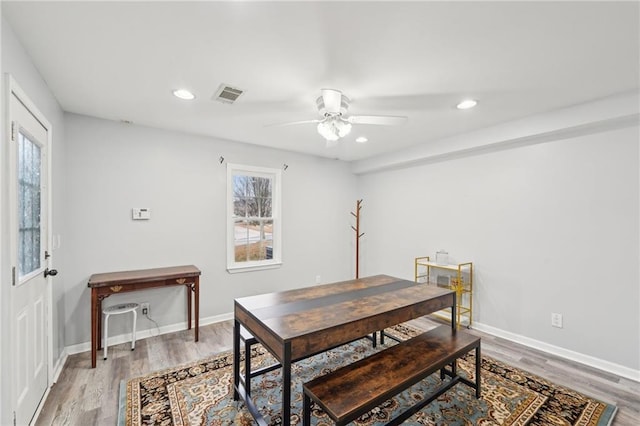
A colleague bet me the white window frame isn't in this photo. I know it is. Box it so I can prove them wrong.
[227,163,282,273]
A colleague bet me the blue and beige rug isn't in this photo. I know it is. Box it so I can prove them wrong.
[119,324,616,425]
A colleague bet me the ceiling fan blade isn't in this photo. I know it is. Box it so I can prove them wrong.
[265,119,322,128]
[321,88,343,114]
[347,115,408,126]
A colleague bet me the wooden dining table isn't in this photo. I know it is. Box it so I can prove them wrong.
[232,274,456,425]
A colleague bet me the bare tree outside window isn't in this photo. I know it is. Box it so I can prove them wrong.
[233,175,274,262]
[227,164,281,272]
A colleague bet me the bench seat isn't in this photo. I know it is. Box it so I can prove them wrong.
[238,326,378,397]
[303,325,481,425]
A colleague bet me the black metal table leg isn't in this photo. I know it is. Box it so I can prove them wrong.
[282,342,292,425]
[233,319,241,400]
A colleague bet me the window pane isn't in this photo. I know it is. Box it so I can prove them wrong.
[256,197,272,217]
[234,220,248,262]
[233,219,274,263]
[18,133,41,277]
[233,174,273,219]
[233,197,247,217]
[246,197,258,217]
[256,219,273,261]
[233,175,249,197]
[236,219,266,261]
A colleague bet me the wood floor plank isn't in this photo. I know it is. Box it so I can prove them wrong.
[34,318,639,425]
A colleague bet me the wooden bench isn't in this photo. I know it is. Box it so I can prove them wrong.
[238,326,281,396]
[239,326,378,396]
[302,325,481,426]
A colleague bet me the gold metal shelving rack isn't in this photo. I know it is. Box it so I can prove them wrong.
[415,256,473,329]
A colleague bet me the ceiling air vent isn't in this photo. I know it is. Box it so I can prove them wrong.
[213,84,244,104]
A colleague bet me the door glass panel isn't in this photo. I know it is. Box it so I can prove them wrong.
[18,132,42,277]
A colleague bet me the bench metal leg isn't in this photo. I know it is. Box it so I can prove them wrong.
[233,321,241,401]
[239,326,259,396]
[476,343,482,398]
[303,393,311,426]
[379,329,403,345]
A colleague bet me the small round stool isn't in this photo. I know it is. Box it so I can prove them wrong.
[103,302,138,360]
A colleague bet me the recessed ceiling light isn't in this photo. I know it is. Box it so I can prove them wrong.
[456,99,477,110]
[173,89,196,100]
[355,136,368,143]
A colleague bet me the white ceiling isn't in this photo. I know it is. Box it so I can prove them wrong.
[3,1,639,161]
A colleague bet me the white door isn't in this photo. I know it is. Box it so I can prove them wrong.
[9,84,50,426]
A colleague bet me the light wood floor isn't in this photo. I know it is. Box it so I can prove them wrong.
[35,318,640,425]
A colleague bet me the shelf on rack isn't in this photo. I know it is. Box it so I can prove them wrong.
[414,256,474,329]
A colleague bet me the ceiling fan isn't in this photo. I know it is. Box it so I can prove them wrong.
[269,89,408,142]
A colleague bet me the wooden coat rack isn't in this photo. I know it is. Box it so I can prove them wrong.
[351,199,365,279]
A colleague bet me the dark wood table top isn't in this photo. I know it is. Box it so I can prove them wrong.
[87,265,201,288]
[235,274,454,361]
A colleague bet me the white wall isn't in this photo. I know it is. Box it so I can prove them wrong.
[2,17,638,425]
[1,17,67,426]
[356,95,639,374]
[62,113,357,345]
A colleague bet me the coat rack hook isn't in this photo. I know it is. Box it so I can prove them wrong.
[219,156,225,164]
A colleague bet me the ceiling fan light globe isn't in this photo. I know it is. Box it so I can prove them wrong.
[317,121,340,141]
[338,121,352,137]
[317,117,352,141]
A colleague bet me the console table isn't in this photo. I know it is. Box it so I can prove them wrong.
[87,265,201,368]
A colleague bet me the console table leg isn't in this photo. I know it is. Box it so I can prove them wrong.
[97,297,103,350]
[91,290,97,368]
[194,278,199,341]
[187,284,192,330]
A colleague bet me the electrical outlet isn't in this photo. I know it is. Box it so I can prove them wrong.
[141,302,150,316]
[551,312,563,328]
[316,275,321,284]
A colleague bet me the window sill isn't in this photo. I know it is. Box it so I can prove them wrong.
[227,261,283,274]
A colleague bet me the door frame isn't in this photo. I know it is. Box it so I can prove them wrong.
[5,74,55,418]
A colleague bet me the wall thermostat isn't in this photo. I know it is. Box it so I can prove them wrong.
[132,208,151,220]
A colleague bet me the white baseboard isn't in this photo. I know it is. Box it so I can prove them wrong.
[65,312,234,355]
[63,313,639,383]
[36,314,232,425]
[473,321,640,383]
[51,348,68,383]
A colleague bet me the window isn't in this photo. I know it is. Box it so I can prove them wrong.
[18,132,42,278]
[227,164,281,272]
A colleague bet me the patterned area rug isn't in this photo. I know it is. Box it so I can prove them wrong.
[118,324,617,425]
